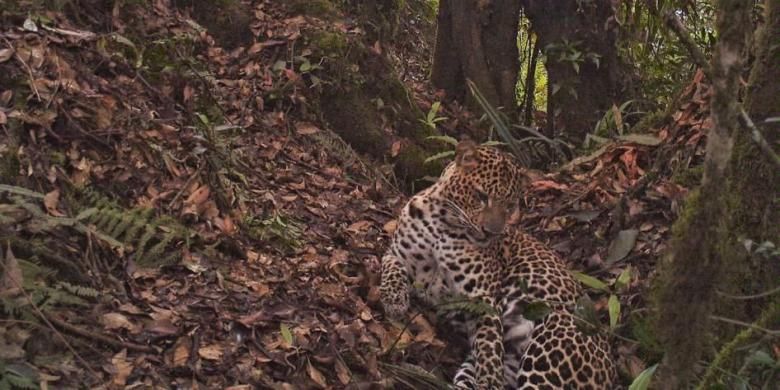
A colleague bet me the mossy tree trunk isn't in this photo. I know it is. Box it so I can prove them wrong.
[655,0,779,386]
[520,0,631,143]
[431,0,522,115]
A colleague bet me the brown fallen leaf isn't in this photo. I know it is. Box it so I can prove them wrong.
[335,358,351,385]
[0,246,22,297]
[198,344,223,360]
[43,189,65,217]
[347,220,372,233]
[382,219,397,235]
[0,48,13,63]
[111,349,133,387]
[167,335,191,367]
[102,312,135,331]
[307,361,328,388]
[295,121,320,135]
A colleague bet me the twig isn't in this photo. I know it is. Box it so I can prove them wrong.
[738,108,780,169]
[698,300,780,389]
[717,285,780,300]
[1,37,42,101]
[709,315,780,336]
[47,313,158,353]
[168,160,204,209]
[386,310,425,355]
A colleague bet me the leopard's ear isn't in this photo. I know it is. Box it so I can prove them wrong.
[455,140,479,171]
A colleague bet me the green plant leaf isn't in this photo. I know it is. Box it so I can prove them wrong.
[608,294,620,329]
[424,150,455,164]
[606,229,639,265]
[280,323,293,345]
[628,364,658,390]
[523,301,552,322]
[425,135,458,146]
[572,271,609,291]
[615,265,632,291]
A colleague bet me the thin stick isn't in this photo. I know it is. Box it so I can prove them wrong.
[1,37,41,101]
[709,315,780,336]
[717,285,780,300]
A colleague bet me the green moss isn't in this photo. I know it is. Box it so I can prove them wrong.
[321,88,387,157]
[671,165,703,187]
[669,189,701,239]
[394,145,445,192]
[0,149,21,183]
[50,151,67,166]
[310,31,349,56]
[172,0,252,49]
[288,0,337,18]
[629,313,664,363]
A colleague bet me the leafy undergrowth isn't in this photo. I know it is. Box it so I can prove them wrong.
[0,1,714,388]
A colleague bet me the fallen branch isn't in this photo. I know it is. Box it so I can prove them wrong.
[47,313,158,354]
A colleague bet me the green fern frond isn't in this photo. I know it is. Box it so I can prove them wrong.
[56,281,99,298]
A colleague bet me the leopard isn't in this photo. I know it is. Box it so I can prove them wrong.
[380,140,617,389]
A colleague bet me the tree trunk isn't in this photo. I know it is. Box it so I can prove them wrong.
[521,0,631,143]
[655,0,778,386]
[431,0,522,117]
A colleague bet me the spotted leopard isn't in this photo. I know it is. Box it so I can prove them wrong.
[380,141,616,388]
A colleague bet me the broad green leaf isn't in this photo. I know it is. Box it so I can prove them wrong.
[196,113,211,127]
[628,364,658,390]
[523,301,552,322]
[615,266,632,291]
[572,271,609,291]
[280,324,293,345]
[606,229,639,266]
[608,294,620,329]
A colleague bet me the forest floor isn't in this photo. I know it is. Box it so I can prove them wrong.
[0,1,712,388]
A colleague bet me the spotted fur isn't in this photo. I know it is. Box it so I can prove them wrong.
[380,141,616,389]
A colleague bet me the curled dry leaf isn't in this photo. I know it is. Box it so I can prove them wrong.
[0,48,14,63]
[44,189,65,217]
[295,121,320,135]
[102,312,136,331]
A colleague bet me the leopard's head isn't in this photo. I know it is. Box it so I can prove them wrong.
[438,140,531,240]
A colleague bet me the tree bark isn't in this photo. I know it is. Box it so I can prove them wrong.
[521,0,631,143]
[431,0,522,116]
[656,0,779,386]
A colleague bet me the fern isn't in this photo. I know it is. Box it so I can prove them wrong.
[435,294,498,317]
[56,281,99,298]
[2,366,38,390]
